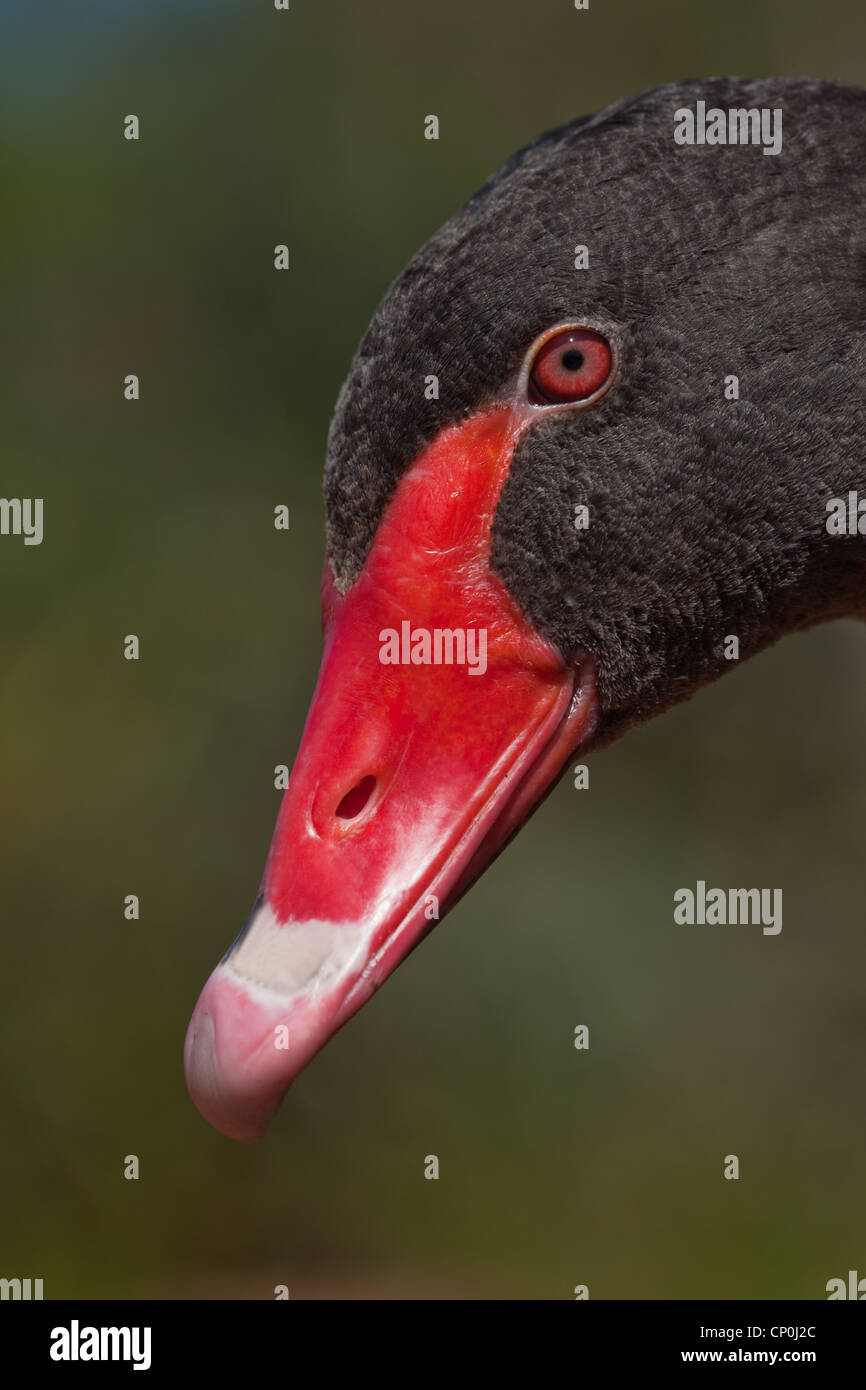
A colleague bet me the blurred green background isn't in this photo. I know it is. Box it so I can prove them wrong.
[1,0,865,1300]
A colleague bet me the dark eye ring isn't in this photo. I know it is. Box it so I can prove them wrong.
[528,326,614,407]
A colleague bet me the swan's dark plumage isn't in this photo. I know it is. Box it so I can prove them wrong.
[325,76,866,741]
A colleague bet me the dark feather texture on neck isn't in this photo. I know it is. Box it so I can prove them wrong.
[324,77,866,740]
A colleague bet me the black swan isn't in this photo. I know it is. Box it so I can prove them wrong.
[185,76,866,1141]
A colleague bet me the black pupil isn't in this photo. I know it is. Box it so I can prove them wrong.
[561,348,584,372]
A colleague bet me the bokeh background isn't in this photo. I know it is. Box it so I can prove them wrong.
[2,0,865,1299]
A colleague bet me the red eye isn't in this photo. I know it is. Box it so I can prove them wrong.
[528,327,613,406]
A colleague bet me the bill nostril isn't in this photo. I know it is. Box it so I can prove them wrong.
[335,774,377,821]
